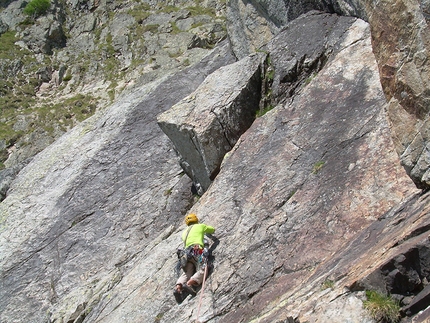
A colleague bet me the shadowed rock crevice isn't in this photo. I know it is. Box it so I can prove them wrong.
[265,12,357,105]
[350,240,430,318]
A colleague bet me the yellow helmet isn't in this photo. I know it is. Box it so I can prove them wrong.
[185,213,198,225]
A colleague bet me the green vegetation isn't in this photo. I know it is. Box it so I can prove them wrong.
[257,54,275,118]
[141,24,159,34]
[0,31,18,60]
[154,312,164,322]
[256,105,274,117]
[170,22,181,34]
[288,189,296,200]
[0,92,98,170]
[23,0,50,17]
[321,279,335,290]
[168,50,183,59]
[304,72,317,86]
[186,6,216,17]
[363,290,400,323]
[158,5,179,13]
[312,161,325,174]
[182,58,191,66]
[127,4,151,22]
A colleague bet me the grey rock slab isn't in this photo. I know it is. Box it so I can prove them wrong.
[0,40,235,323]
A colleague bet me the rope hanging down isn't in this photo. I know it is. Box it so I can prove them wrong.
[195,259,209,323]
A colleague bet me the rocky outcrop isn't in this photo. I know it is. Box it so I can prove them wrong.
[362,0,430,189]
[0,0,228,176]
[2,1,430,323]
[176,16,419,323]
[227,0,430,190]
[157,12,367,195]
[21,17,66,54]
[0,41,235,323]
[264,10,358,103]
[226,0,367,59]
[2,8,428,322]
[157,53,264,193]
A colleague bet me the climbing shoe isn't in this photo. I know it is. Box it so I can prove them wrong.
[182,284,196,297]
[173,289,184,304]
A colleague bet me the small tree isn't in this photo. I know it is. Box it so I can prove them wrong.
[23,0,51,17]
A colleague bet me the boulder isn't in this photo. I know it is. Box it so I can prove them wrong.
[157,53,263,193]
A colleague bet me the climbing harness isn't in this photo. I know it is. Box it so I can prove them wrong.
[177,225,194,269]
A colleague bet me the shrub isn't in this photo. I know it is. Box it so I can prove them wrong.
[23,0,50,17]
[363,290,400,323]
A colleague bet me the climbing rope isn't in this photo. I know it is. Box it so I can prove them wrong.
[195,260,209,323]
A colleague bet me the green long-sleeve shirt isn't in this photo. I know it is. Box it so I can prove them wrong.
[182,223,215,248]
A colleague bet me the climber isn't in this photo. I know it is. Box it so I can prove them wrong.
[174,213,215,304]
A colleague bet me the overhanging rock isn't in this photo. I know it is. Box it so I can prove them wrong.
[157,53,264,193]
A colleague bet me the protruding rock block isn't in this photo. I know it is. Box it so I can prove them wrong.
[157,53,264,193]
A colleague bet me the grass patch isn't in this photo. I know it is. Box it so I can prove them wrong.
[363,290,400,323]
[182,58,191,66]
[158,5,179,13]
[256,105,274,117]
[304,72,317,86]
[186,6,216,17]
[154,312,164,322]
[128,5,151,22]
[168,50,183,59]
[0,31,18,60]
[321,279,335,290]
[23,0,50,17]
[170,21,181,34]
[0,31,35,62]
[141,24,159,34]
[312,161,325,174]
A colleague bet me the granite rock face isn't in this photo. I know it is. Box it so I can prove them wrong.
[227,0,430,189]
[157,12,367,195]
[0,41,236,323]
[362,0,430,189]
[226,0,367,59]
[1,2,430,323]
[181,17,419,323]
